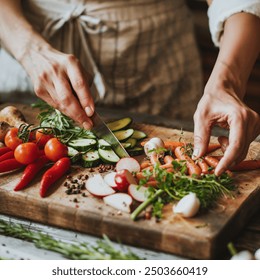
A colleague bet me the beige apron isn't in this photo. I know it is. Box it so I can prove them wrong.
[0,0,203,120]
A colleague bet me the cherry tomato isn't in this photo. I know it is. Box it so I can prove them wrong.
[44,138,68,162]
[35,129,53,148]
[4,128,23,150]
[14,142,39,165]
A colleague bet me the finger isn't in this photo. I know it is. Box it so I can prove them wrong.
[218,136,229,153]
[66,56,95,117]
[192,113,211,159]
[51,77,93,129]
[215,118,246,176]
[34,85,57,109]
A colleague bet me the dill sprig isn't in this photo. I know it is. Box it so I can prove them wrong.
[131,161,235,221]
[0,219,142,260]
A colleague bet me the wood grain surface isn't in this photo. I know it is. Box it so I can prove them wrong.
[0,104,260,259]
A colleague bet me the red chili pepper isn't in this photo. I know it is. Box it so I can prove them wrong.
[0,151,14,162]
[40,157,70,197]
[14,155,50,191]
[0,158,25,173]
[0,147,12,156]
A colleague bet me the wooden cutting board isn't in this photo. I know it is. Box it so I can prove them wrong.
[0,104,260,259]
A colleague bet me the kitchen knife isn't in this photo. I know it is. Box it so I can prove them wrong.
[91,111,129,158]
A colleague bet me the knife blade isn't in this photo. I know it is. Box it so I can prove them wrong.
[91,112,129,158]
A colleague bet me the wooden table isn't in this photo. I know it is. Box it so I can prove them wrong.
[0,103,260,260]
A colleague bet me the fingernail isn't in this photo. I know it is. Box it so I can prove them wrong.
[192,148,199,160]
[85,106,94,117]
[83,121,91,130]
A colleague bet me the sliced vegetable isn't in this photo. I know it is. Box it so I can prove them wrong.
[116,157,141,173]
[107,117,132,132]
[40,157,71,197]
[104,172,117,189]
[121,142,131,149]
[128,184,149,202]
[103,193,133,213]
[14,155,49,191]
[114,129,134,141]
[131,130,147,140]
[67,146,81,163]
[82,150,100,168]
[114,169,137,192]
[125,138,137,148]
[98,148,120,164]
[85,174,115,197]
[98,139,111,150]
[127,147,143,156]
[68,138,97,152]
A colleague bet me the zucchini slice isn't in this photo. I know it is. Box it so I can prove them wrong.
[107,117,132,131]
[98,148,120,164]
[114,129,134,141]
[128,147,144,156]
[69,138,97,152]
[131,130,147,140]
[98,139,111,150]
[121,142,132,149]
[125,138,137,148]
[82,150,100,168]
[68,146,81,163]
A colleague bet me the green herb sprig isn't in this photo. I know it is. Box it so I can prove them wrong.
[31,100,95,144]
[131,161,235,221]
[0,219,142,260]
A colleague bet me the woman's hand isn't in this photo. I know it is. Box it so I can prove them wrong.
[0,0,94,129]
[193,63,260,176]
[193,12,260,175]
[22,45,95,129]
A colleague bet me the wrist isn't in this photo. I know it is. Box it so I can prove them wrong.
[205,59,246,100]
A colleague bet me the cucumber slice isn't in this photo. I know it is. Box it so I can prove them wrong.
[98,139,111,150]
[114,129,134,141]
[82,150,100,168]
[131,130,147,140]
[125,138,137,148]
[98,148,120,164]
[69,138,97,152]
[68,146,81,163]
[121,142,132,149]
[128,147,144,156]
[107,117,132,131]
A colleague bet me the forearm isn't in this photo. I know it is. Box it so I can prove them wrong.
[0,0,50,64]
[208,12,260,99]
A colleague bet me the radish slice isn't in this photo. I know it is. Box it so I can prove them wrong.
[103,193,133,213]
[128,184,149,202]
[104,172,117,189]
[85,174,115,197]
[116,157,140,173]
[231,250,254,260]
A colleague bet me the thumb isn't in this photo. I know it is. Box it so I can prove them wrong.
[192,117,211,159]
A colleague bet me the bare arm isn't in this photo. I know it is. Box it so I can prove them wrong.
[193,11,260,175]
[0,0,94,129]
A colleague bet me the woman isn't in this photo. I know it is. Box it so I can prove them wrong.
[0,0,259,175]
